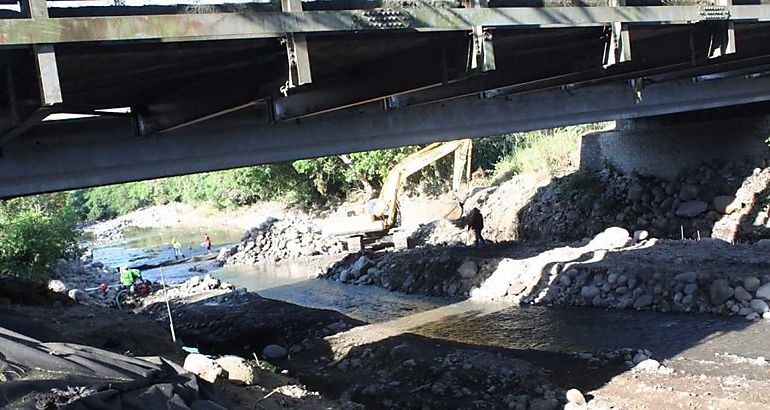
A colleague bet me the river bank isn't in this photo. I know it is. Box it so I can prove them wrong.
[7,155,770,408]
[136,277,770,410]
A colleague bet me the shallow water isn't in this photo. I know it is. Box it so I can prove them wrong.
[98,230,770,364]
[90,226,243,276]
[217,261,769,364]
[217,262,448,324]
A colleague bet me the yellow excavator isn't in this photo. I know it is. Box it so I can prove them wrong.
[322,138,473,252]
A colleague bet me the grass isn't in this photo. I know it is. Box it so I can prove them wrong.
[492,124,609,183]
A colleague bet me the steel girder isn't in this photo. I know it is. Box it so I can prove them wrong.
[2,71,770,197]
[2,6,770,46]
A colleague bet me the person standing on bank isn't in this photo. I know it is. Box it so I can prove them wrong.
[202,233,212,253]
[466,207,486,246]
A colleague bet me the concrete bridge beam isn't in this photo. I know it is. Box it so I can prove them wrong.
[2,72,770,197]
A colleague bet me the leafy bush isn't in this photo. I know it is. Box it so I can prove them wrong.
[0,194,80,280]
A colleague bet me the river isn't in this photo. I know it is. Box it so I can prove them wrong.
[92,226,770,378]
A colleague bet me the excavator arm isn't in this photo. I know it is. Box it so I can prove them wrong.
[322,138,472,238]
[374,139,473,227]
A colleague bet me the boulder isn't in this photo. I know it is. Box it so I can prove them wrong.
[676,201,708,218]
[633,295,653,309]
[744,276,761,293]
[588,227,630,249]
[184,354,223,383]
[580,285,600,300]
[673,272,697,283]
[47,280,67,294]
[713,195,739,214]
[215,355,257,385]
[710,280,734,306]
[508,281,527,296]
[350,256,374,279]
[733,286,752,302]
[262,344,288,360]
[456,260,478,279]
[750,299,770,314]
[756,283,770,300]
[67,289,86,303]
[678,184,700,201]
[633,230,649,243]
[565,389,586,406]
[633,359,661,373]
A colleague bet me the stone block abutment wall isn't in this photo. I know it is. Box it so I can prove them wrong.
[580,107,770,179]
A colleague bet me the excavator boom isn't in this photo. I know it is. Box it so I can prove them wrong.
[322,138,473,242]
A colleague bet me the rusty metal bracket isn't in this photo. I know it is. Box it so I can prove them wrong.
[280,0,312,94]
[466,1,495,74]
[603,0,631,68]
[708,1,736,59]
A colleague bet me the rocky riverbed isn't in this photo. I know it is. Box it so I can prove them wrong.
[131,278,770,410]
[324,227,770,322]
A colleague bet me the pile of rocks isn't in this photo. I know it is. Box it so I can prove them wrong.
[320,246,500,297]
[183,353,258,385]
[542,259,770,320]
[521,161,769,242]
[220,217,346,266]
[46,255,120,307]
[325,226,770,320]
[141,274,237,306]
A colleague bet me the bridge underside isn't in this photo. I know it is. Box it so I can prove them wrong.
[2,1,770,197]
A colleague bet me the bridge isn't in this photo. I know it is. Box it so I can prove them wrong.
[2,0,770,197]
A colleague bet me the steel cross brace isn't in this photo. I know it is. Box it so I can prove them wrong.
[709,0,737,59]
[280,0,312,93]
[465,0,495,74]
[604,0,632,68]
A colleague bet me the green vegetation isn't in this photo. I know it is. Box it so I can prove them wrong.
[489,124,609,182]
[0,193,80,280]
[68,148,420,221]
[64,124,610,221]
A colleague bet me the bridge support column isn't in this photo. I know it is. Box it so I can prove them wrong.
[580,106,770,179]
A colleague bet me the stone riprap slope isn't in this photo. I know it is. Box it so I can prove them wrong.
[522,161,770,242]
[324,228,770,321]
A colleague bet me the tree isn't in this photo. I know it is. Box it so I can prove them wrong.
[0,193,80,280]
